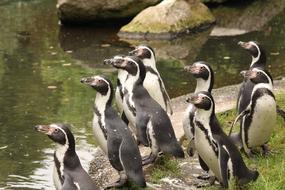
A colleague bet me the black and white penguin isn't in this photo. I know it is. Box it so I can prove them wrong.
[237,41,266,114]
[188,92,259,188]
[183,62,214,178]
[106,56,184,165]
[81,75,146,189]
[230,68,276,156]
[103,55,129,123]
[34,123,99,190]
[183,61,214,156]
[129,45,173,114]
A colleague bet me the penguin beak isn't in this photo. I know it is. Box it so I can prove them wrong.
[103,58,113,65]
[128,48,139,56]
[238,41,251,50]
[184,65,195,72]
[186,95,200,104]
[34,125,53,135]
[240,70,247,77]
[80,76,99,87]
[244,70,256,79]
[110,58,127,69]
[80,76,95,86]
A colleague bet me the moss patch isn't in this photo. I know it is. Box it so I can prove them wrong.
[119,0,215,38]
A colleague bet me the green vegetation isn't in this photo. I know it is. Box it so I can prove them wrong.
[207,94,285,190]
[148,154,182,183]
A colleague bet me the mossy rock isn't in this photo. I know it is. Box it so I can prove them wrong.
[57,0,161,24]
[118,0,215,39]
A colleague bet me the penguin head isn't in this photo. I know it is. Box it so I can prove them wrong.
[243,68,273,85]
[238,41,260,58]
[238,41,266,68]
[81,75,113,105]
[107,55,146,84]
[34,123,75,150]
[186,91,214,111]
[129,45,155,60]
[185,61,214,93]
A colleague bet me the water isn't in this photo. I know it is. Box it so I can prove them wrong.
[0,0,284,189]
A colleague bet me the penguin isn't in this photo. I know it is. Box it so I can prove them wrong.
[188,91,259,188]
[129,45,173,115]
[106,55,184,165]
[232,41,267,148]
[34,123,99,190]
[237,41,266,114]
[183,61,214,178]
[183,61,214,156]
[103,56,131,128]
[230,68,276,156]
[81,75,146,189]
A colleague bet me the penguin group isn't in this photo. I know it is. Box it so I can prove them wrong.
[34,41,282,189]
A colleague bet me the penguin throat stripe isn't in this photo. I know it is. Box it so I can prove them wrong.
[195,121,218,156]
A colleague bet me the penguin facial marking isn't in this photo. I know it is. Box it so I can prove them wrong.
[185,62,213,93]
[187,92,213,111]
[129,45,155,60]
[35,124,69,145]
[187,62,210,80]
[244,68,272,85]
[81,75,111,96]
[238,41,261,67]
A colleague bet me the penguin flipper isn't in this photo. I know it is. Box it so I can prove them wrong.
[108,136,124,171]
[218,145,230,188]
[160,78,173,115]
[136,114,150,146]
[229,107,251,135]
[119,140,146,188]
[198,155,209,172]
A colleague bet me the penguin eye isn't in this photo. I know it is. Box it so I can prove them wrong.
[54,128,59,133]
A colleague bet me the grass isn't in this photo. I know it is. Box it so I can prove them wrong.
[207,94,285,190]
[148,154,182,184]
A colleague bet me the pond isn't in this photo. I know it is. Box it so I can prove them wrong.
[0,0,284,189]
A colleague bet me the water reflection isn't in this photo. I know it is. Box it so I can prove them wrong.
[0,0,284,189]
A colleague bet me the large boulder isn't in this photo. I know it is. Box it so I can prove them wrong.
[118,0,215,39]
[57,0,161,24]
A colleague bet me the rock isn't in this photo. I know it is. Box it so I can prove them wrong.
[201,0,230,3]
[57,0,161,24]
[211,0,285,32]
[118,0,215,39]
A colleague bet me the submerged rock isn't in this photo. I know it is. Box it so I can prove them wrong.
[57,0,161,24]
[118,0,215,39]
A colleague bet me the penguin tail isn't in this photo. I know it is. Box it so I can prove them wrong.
[251,170,259,181]
[238,169,259,185]
[128,171,146,188]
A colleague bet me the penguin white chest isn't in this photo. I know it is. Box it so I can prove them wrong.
[115,87,124,113]
[247,95,276,147]
[183,104,195,140]
[122,93,137,130]
[195,126,222,182]
[143,72,166,110]
[92,114,108,154]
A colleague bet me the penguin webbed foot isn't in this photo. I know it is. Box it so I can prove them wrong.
[186,140,195,157]
[104,177,127,189]
[195,176,216,188]
[261,144,270,156]
[142,153,157,166]
[197,172,210,180]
